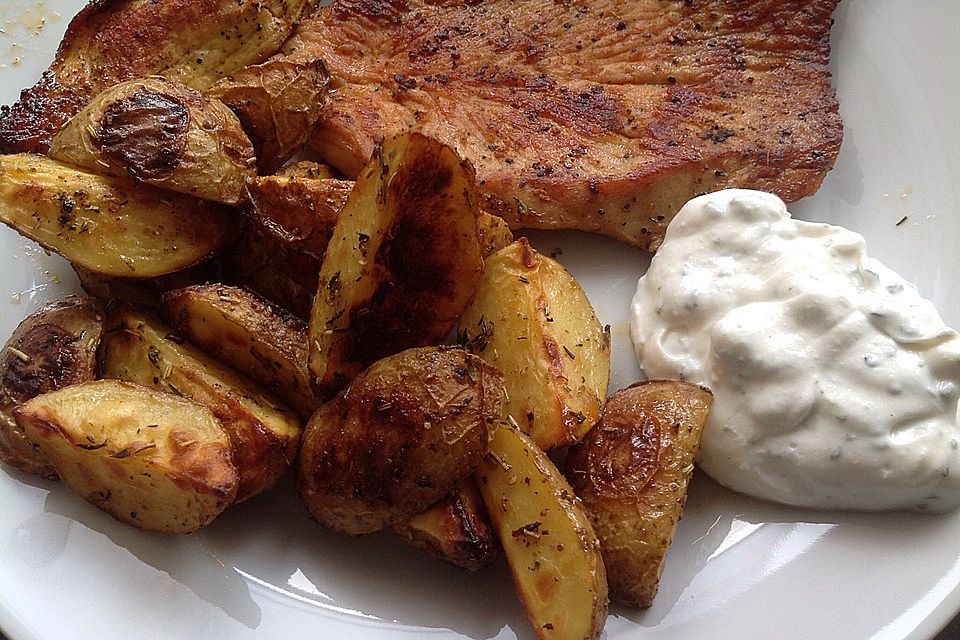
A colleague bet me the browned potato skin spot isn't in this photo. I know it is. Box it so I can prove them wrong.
[566,380,713,608]
[297,347,505,535]
[0,296,104,479]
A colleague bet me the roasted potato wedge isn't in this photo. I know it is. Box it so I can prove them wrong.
[297,347,505,535]
[209,58,330,174]
[476,424,608,640]
[160,285,319,419]
[0,154,235,278]
[14,379,238,533]
[393,480,499,571]
[459,238,610,451]
[73,261,221,310]
[223,173,352,317]
[0,0,316,154]
[566,380,712,608]
[0,296,104,479]
[100,305,301,502]
[246,171,351,258]
[308,132,484,393]
[229,167,506,318]
[49,78,255,206]
[224,224,318,320]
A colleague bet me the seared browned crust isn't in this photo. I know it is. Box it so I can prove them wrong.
[0,0,317,154]
[290,0,841,249]
[393,480,499,571]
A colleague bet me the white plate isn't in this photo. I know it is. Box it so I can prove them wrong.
[0,2,958,639]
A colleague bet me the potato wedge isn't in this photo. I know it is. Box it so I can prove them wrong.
[1,296,104,479]
[459,238,610,451]
[209,58,330,174]
[160,285,319,419]
[228,168,506,319]
[14,379,238,533]
[222,173,353,318]
[0,0,316,154]
[297,347,505,535]
[100,305,301,501]
[393,480,499,571]
[0,154,235,278]
[73,261,221,310]
[566,380,712,608]
[308,132,484,393]
[475,424,608,640]
[49,78,255,206]
[224,224,319,320]
[246,172,351,258]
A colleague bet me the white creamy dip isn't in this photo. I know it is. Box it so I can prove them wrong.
[630,189,960,512]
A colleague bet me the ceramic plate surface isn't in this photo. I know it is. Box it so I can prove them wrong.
[0,2,958,639]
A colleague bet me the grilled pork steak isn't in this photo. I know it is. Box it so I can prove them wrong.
[287,0,842,249]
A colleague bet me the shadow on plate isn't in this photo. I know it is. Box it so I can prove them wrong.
[205,477,534,639]
[29,480,264,628]
[619,470,958,630]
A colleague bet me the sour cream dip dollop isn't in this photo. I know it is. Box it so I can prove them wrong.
[630,189,960,512]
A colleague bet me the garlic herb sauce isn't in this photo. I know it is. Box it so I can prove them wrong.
[630,190,960,512]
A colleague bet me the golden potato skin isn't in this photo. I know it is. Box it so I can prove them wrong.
[297,347,505,535]
[308,133,484,393]
[0,154,235,278]
[393,480,499,571]
[476,424,608,640]
[209,58,331,174]
[225,174,352,318]
[100,305,301,502]
[49,78,255,206]
[459,238,610,451]
[0,296,104,479]
[0,0,317,154]
[566,380,713,608]
[14,380,238,533]
[160,285,319,419]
